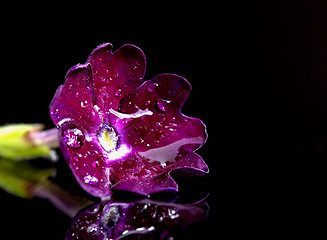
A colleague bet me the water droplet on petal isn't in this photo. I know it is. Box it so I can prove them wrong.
[61,125,84,148]
[92,160,99,168]
[83,175,99,186]
[80,100,88,108]
[146,82,159,93]
[157,98,171,112]
[168,208,179,219]
[73,155,80,162]
[115,88,122,97]
[87,205,100,214]
[91,110,96,121]
[74,92,79,98]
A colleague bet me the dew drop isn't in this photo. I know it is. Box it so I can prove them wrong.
[61,125,84,148]
[68,84,73,90]
[168,208,179,219]
[52,108,59,116]
[92,160,99,168]
[74,92,79,98]
[73,155,80,162]
[146,82,159,93]
[156,98,171,112]
[115,88,122,97]
[80,100,88,108]
[91,111,96,121]
[87,205,100,214]
[83,175,99,186]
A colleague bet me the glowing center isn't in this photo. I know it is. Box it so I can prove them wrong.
[97,124,119,152]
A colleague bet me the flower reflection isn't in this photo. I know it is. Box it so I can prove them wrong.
[66,196,208,240]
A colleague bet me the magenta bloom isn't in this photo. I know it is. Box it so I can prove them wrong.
[50,43,208,197]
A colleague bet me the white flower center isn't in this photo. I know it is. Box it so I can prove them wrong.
[97,124,118,152]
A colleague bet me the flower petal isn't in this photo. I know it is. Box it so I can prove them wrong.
[111,74,207,153]
[106,152,178,195]
[119,73,191,114]
[87,43,146,122]
[170,151,209,175]
[60,137,112,198]
[105,150,207,196]
[112,173,178,196]
[49,64,101,132]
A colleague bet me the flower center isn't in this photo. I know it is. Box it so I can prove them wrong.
[97,124,119,152]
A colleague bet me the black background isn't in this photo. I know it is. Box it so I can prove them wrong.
[1,1,327,238]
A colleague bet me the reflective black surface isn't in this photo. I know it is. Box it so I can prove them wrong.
[66,196,208,239]
[2,1,327,239]
[1,160,214,239]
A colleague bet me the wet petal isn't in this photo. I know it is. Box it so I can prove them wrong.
[60,135,112,198]
[121,113,207,153]
[106,151,207,196]
[113,173,178,196]
[106,153,177,195]
[87,43,146,121]
[169,151,209,175]
[119,73,191,114]
[49,64,101,132]
[111,74,207,154]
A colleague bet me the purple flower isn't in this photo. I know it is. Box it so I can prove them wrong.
[50,43,208,197]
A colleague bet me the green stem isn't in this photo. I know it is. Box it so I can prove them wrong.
[0,124,59,161]
[28,127,60,148]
